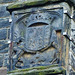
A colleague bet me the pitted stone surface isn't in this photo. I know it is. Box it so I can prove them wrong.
[0,5,10,17]
[0,18,10,28]
[0,29,7,40]
[0,67,7,75]
[6,0,75,12]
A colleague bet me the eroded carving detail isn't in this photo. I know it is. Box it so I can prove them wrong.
[10,9,63,70]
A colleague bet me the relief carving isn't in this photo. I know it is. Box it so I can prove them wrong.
[11,9,62,70]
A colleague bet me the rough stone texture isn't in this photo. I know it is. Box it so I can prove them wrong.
[69,16,75,73]
[0,0,18,3]
[0,0,75,75]
[3,53,9,67]
[0,41,5,46]
[8,29,10,39]
[71,54,75,70]
[0,18,10,28]
[6,0,75,12]
[0,49,8,53]
[69,72,75,75]
[0,53,9,67]
[0,0,18,70]
[6,0,61,11]
[0,29,7,40]
[0,54,3,67]
[10,7,63,70]
[7,65,65,75]
[5,2,73,75]
[0,44,9,50]
[0,5,10,17]
[0,0,17,69]
[0,67,7,75]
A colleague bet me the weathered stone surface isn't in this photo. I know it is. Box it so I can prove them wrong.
[6,0,75,11]
[7,65,65,75]
[0,54,3,67]
[4,53,9,67]
[5,0,74,75]
[8,29,10,39]
[0,41,5,46]
[10,8,62,70]
[0,0,17,3]
[0,5,10,17]
[6,0,62,11]
[0,18,10,28]
[0,41,8,47]
[0,49,8,53]
[69,72,75,75]
[0,44,9,50]
[71,55,75,70]
[0,67,7,75]
[0,53,9,67]
[0,29,7,40]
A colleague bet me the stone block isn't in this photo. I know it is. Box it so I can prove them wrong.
[0,0,17,3]
[0,44,9,50]
[0,54,3,67]
[0,53,9,67]
[0,29,7,40]
[4,53,9,67]
[0,41,9,53]
[0,67,7,75]
[0,41,8,47]
[69,72,75,75]
[0,49,8,53]
[0,18,10,28]
[0,5,10,17]
[0,41,5,47]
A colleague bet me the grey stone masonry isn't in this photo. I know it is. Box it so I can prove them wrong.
[0,18,10,28]
[0,67,7,75]
[0,29,7,40]
[0,54,3,67]
[0,0,18,3]
[0,4,10,17]
[0,0,18,68]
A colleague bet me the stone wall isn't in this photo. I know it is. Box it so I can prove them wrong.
[0,0,75,75]
[0,0,18,67]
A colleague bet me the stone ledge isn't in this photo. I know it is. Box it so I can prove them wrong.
[0,0,18,3]
[7,65,66,75]
[6,0,75,12]
[6,0,62,12]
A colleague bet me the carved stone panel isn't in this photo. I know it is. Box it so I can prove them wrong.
[11,8,63,69]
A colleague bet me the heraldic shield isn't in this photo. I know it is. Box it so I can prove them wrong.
[24,13,53,51]
[25,22,51,51]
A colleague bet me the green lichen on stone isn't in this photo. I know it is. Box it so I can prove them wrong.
[6,0,61,11]
[8,64,58,74]
[7,64,66,75]
[6,0,75,12]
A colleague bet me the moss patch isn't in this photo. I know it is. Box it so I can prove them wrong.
[7,64,66,75]
[6,0,61,11]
